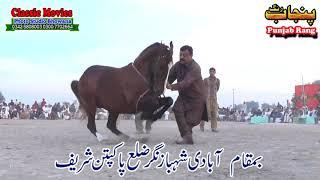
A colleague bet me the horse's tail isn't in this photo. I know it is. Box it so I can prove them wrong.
[71,80,80,101]
[71,80,87,119]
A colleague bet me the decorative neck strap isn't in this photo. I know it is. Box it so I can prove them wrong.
[131,63,149,86]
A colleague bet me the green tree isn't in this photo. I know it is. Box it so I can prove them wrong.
[246,101,259,111]
[261,103,272,110]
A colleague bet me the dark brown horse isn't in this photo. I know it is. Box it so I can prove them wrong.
[71,42,174,141]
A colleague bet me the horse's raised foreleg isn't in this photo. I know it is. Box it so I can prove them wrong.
[107,112,130,140]
[150,97,173,121]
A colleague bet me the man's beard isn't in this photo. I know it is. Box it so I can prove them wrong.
[179,58,186,64]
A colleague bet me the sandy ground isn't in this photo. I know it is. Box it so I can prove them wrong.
[0,119,320,180]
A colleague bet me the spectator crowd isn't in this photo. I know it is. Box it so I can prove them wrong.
[2,98,319,124]
[218,102,320,123]
[0,98,78,120]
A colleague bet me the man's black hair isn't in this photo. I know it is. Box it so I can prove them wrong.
[180,45,193,56]
[209,67,216,71]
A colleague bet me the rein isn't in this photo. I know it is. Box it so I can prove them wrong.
[131,63,150,113]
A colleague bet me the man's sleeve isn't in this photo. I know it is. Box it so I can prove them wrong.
[167,64,177,84]
[203,78,208,98]
[171,65,201,91]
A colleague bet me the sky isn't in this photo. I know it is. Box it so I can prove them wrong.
[0,0,319,107]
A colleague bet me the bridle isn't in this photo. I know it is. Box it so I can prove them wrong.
[131,53,169,113]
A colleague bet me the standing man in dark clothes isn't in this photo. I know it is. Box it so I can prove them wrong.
[166,45,207,144]
[41,98,47,108]
[31,101,39,119]
[8,100,14,107]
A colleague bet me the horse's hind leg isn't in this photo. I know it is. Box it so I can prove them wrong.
[86,107,104,142]
[145,120,152,134]
[107,112,130,140]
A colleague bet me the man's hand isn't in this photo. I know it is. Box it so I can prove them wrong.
[166,83,172,90]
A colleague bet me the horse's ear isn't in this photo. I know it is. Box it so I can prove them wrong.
[169,41,173,55]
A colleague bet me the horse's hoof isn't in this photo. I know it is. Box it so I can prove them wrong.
[138,137,149,143]
[96,132,105,142]
[119,134,130,141]
[136,130,144,134]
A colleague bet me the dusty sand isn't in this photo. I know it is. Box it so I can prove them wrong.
[0,119,320,180]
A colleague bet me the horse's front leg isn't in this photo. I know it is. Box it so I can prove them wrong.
[150,97,173,121]
[106,112,130,140]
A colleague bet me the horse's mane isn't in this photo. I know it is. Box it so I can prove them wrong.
[135,42,167,62]
[133,42,172,95]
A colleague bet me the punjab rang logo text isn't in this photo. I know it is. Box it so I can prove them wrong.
[6,8,79,31]
[265,4,317,38]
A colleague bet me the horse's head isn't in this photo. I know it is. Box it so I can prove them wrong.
[135,41,173,95]
[150,41,173,95]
